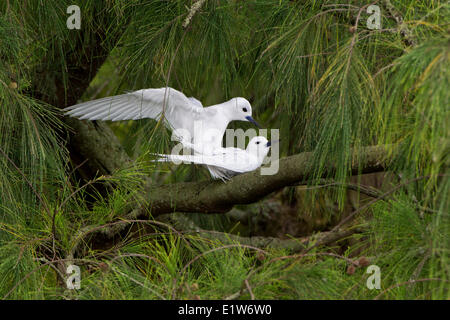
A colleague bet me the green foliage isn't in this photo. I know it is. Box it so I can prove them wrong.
[367,193,449,299]
[0,0,448,299]
[380,38,449,182]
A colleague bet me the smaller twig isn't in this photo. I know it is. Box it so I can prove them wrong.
[374,62,397,78]
[331,175,445,232]
[344,2,378,75]
[182,0,207,29]
[244,279,255,300]
[292,180,383,199]
[225,290,245,300]
[409,249,432,284]
[374,278,448,300]
[297,52,333,59]
[58,174,108,211]
[33,257,66,282]
[382,0,416,46]
[69,217,186,259]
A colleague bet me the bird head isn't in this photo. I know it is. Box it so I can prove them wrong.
[230,97,261,128]
[246,136,272,161]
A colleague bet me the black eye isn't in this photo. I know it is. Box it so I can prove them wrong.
[242,108,248,112]
[256,141,260,144]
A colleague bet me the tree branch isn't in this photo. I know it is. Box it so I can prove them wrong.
[157,212,359,252]
[182,0,207,29]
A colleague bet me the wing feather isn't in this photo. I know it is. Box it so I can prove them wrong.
[63,88,203,126]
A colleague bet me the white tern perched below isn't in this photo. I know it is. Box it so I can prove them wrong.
[63,87,261,150]
[154,136,275,181]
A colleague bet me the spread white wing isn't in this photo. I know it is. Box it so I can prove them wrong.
[63,87,203,122]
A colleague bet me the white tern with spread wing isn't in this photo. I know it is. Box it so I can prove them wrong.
[63,87,260,149]
[154,136,273,181]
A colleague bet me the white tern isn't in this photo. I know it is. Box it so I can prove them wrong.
[63,87,260,149]
[154,136,275,181]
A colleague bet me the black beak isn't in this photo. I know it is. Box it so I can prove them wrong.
[266,139,280,147]
[245,116,261,128]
